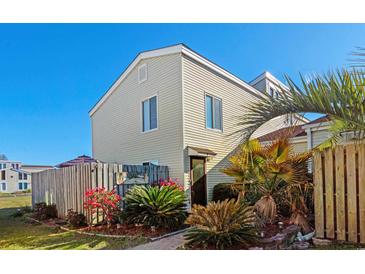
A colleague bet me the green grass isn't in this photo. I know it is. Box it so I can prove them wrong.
[0,196,148,250]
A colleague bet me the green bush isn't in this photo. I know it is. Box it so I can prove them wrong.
[185,199,258,249]
[123,185,187,229]
[212,183,244,202]
[33,202,58,220]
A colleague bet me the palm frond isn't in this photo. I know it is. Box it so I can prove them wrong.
[236,68,365,146]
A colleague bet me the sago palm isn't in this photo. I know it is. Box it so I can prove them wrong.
[223,137,311,224]
[236,68,365,148]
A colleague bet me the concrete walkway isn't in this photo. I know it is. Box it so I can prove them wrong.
[129,231,186,250]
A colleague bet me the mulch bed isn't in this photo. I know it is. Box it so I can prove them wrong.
[260,218,291,238]
[28,215,185,239]
[83,224,174,238]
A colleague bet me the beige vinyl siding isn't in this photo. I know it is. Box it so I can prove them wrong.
[91,53,184,182]
[181,55,291,202]
[312,129,331,148]
[292,140,308,153]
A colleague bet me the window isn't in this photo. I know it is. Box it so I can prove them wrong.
[138,64,147,83]
[19,173,22,180]
[18,182,28,190]
[1,182,6,192]
[205,94,223,131]
[24,173,27,180]
[1,170,5,180]
[142,96,158,132]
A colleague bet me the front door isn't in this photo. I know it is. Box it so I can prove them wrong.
[190,157,207,206]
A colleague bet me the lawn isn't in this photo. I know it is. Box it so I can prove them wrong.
[0,195,147,250]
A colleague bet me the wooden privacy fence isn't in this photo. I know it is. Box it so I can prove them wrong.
[32,163,169,219]
[314,143,365,243]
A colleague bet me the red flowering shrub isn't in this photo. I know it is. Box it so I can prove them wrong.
[159,178,184,191]
[83,187,121,225]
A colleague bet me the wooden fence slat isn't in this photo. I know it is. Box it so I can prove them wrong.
[335,145,346,241]
[325,148,335,238]
[31,163,169,224]
[346,144,358,242]
[314,151,325,238]
[359,144,365,244]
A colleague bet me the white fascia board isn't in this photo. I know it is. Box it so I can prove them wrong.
[302,121,330,131]
[181,47,263,98]
[250,71,288,91]
[89,44,265,117]
[89,45,182,116]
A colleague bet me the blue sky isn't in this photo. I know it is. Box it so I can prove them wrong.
[1,24,365,165]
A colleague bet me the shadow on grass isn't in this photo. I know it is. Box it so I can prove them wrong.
[0,207,147,250]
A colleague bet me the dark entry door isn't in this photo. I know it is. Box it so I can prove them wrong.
[190,157,207,206]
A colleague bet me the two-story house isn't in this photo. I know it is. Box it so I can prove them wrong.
[0,154,53,193]
[89,44,307,207]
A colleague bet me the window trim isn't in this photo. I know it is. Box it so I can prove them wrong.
[204,92,223,132]
[0,182,7,192]
[138,63,148,84]
[141,94,159,133]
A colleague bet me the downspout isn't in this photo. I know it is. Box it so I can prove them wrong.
[306,128,313,173]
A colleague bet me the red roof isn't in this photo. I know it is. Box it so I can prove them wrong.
[56,155,99,168]
[258,115,330,142]
[258,125,306,142]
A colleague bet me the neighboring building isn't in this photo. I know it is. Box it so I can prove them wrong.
[56,155,99,168]
[89,44,308,207]
[0,156,53,193]
[258,115,331,154]
[21,165,54,174]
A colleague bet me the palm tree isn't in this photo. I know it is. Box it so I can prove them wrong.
[236,68,365,147]
[222,137,311,226]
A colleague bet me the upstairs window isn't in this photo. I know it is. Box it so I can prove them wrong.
[138,64,147,83]
[24,173,28,180]
[142,96,158,132]
[205,94,223,131]
[1,170,5,180]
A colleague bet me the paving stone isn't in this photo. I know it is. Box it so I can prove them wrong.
[129,231,186,250]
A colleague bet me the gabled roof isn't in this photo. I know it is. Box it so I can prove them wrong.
[249,71,288,90]
[89,43,264,116]
[56,155,100,168]
[258,115,329,142]
[258,125,306,142]
[10,168,30,174]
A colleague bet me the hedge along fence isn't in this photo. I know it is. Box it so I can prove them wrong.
[313,143,365,243]
[31,163,169,220]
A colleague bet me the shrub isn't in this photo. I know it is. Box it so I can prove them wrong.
[185,199,258,249]
[33,202,58,220]
[222,138,312,224]
[66,209,87,228]
[212,183,244,202]
[83,187,121,225]
[123,185,187,229]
